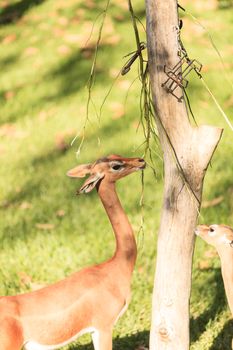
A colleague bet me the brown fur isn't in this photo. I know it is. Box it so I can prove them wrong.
[0,155,145,350]
[196,224,233,349]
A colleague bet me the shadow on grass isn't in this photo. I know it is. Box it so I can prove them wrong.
[45,48,109,102]
[218,0,233,9]
[0,0,46,25]
[190,268,227,343]
[0,53,18,70]
[210,319,233,350]
[71,330,149,350]
[0,47,110,125]
[0,147,70,213]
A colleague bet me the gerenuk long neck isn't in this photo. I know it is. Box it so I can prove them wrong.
[217,246,233,316]
[97,180,137,274]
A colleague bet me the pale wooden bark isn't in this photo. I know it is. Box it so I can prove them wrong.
[145,1,223,349]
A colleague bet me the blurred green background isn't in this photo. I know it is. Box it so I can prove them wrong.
[0,0,233,349]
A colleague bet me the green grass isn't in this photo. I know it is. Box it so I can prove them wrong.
[0,0,233,349]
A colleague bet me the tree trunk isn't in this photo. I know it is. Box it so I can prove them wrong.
[145,1,223,349]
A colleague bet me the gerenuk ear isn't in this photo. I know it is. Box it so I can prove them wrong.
[67,164,92,178]
[78,173,104,194]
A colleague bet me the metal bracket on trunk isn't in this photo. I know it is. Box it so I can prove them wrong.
[162,52,202,102]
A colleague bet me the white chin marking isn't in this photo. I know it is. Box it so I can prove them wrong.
[23,327,97,350]
[194,229,199,236]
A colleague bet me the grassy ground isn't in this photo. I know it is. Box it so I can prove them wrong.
[0,0,233,349]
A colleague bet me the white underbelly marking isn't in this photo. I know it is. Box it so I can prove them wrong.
[23,327,97,350]
[114,302,129,325]
[91,330,100,350]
